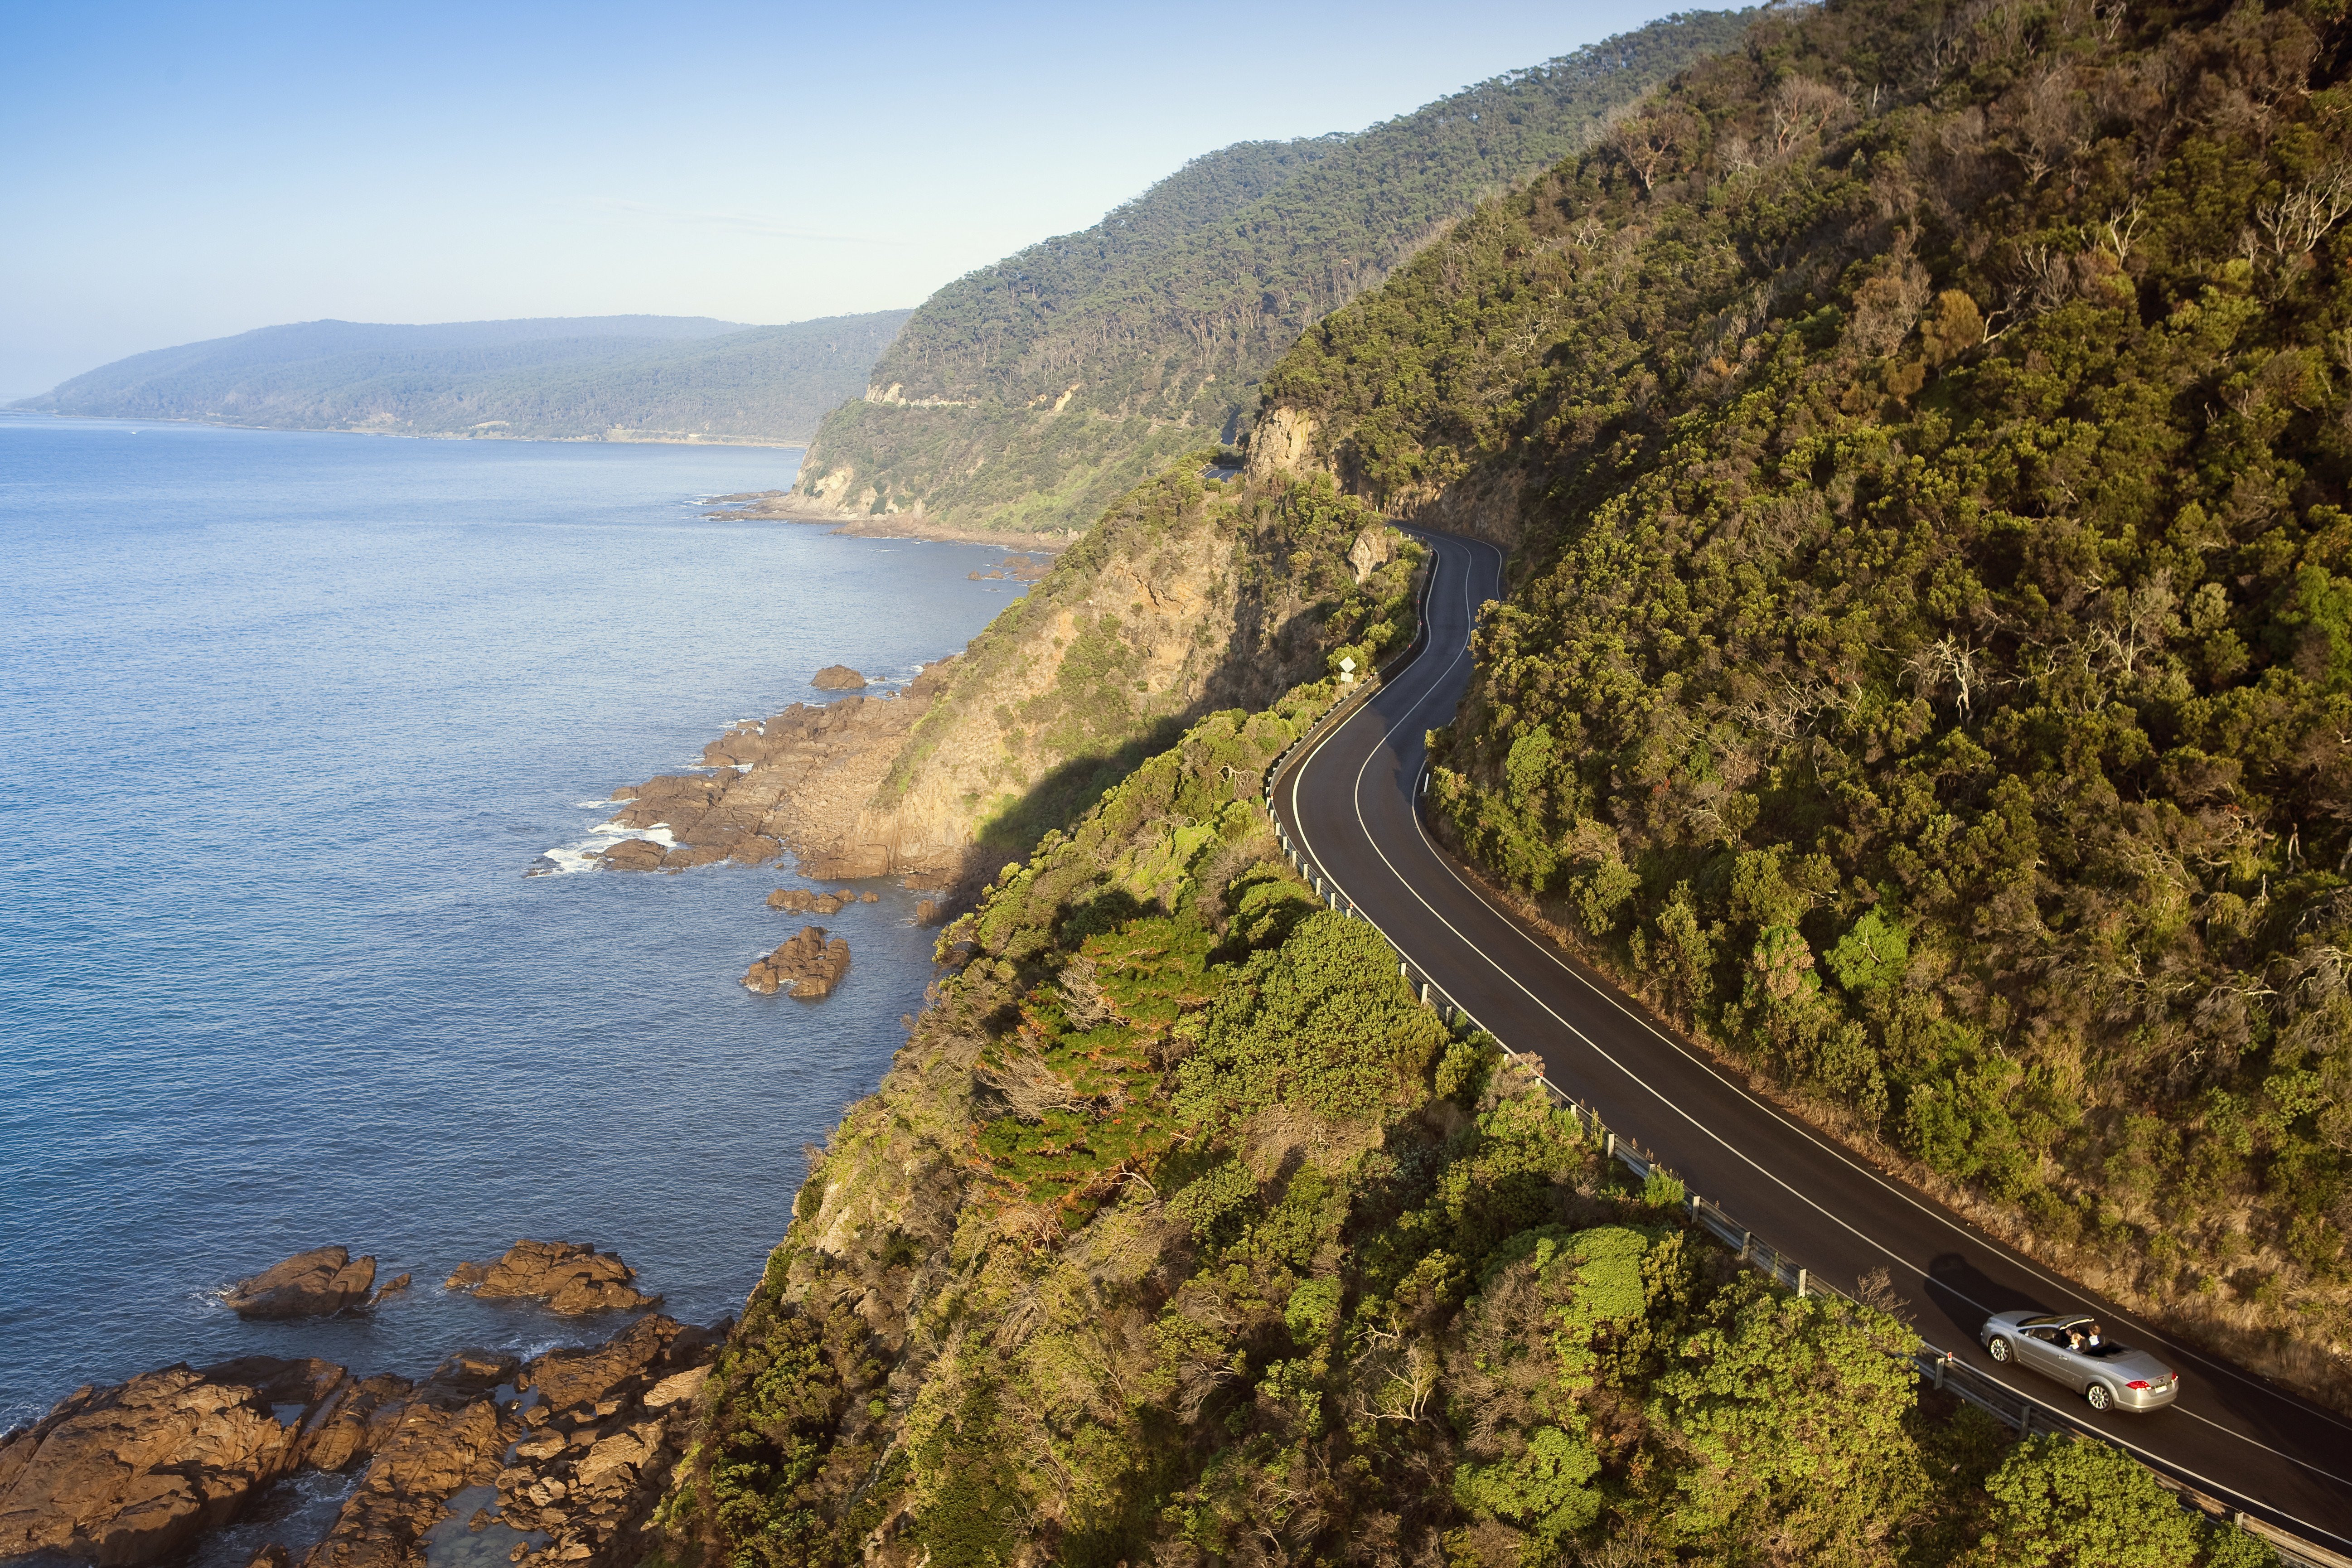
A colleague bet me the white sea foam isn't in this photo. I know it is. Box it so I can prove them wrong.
[536,820,676,875]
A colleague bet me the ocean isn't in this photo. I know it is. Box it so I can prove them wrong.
[0,416,1023,1429]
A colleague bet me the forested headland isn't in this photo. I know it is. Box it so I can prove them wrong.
[14,312,912,444]
[784,13,1752,536]
[1258,0,2352,1399]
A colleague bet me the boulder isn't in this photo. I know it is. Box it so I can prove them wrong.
[741,927,851,999]
[915,899,944,927]
[444,1241,658,1315]
[222,1248,376,1320]
[809,665,867,691]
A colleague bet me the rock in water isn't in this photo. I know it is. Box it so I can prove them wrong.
[597,839,665,872]
[222,1248,377,1320]
[741,926,851,998]
[443,1241,658,1314]
[0,1358,359,1565]
[763,888,847,915]
[809,664,866,690]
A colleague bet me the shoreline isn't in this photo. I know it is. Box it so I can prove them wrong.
[0,409,811,450]
[697,488,1075,548]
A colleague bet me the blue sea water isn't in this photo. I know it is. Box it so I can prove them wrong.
[0,416,1025,1427]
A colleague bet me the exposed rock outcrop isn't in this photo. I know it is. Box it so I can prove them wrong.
[295,1350,517,1568]
[0,1316,721,1568]
[489,1317,722,1568]
[809,665,866,691]
[0,1358,377,1566]
[743,927,850,998]
[600,661,958,878]
[223,1248,377,1320]
[765,887,879,914]
[444,1242,658,1315]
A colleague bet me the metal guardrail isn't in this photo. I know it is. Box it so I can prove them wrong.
[1254,546,2346,1568]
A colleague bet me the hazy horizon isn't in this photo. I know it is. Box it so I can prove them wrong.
[2,0,1688,400]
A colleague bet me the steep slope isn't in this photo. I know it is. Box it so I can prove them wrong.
[1255,0,2352,1389]
[603,462,1422,894]
[16,312,912,443]
[783,13,1753,536]
[641,703,2267,1568]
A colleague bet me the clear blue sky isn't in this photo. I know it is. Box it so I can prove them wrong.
[1,0,1686,398]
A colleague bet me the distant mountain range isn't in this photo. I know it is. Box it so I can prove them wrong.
[12,312,914,444]
[786,10,1752,533]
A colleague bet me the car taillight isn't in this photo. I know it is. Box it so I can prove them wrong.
[2127,1380,2152,1389]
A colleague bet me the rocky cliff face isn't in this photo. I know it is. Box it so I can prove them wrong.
[605,464,1422,903]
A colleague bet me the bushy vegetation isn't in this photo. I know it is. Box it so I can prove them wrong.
[19,312,911,442]
[787,14,1752,534]
[1262,0,2352,1386]
[658,703,2269,1568]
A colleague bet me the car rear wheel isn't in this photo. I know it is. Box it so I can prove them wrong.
[2086,1383,2112,1412]
[1989,1337,2012,1364]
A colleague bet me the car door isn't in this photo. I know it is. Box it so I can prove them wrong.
[2016,1325,2065,1379]
[2047,1332,2091,1392]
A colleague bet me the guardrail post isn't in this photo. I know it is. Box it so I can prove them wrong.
[1738,1231,1751,1261]
[1604,1132,1616,1159]
[1796,1268,1808,1297]
[1934,1354,1947,1392]
[1420,982,1430,1006]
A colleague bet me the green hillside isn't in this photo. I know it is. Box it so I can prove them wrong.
[1261,0,2352,1388]
[15,311,913,443]
[787,12,1752,533]
[649,701,2265,1568]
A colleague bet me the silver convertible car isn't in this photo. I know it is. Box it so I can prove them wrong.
[1981,1311,2182,1412]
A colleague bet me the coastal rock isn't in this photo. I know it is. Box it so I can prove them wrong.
[247,1545,290,1568]
[222,1248,377,1320]
[809,665,867,691]
[296,1351,518,1568]
[489,1317,723,1568]
[597,840,664,872]
[444,1242,658,1315]
[0,1358,355,1566]
[742,927,850,998]
[293,1372,414,1474]
[765,887,844,915]
[365,1274,411,1308]
[600,661,962,882]
[914,898,944,926]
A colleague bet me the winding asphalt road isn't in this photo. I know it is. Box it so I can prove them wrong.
[1273,528,2352,1553]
